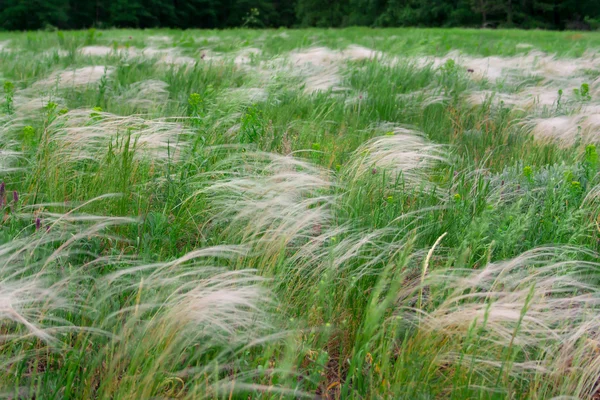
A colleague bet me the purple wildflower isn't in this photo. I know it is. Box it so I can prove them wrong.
[0,182,4,197]
[35,217,41,231]
[372,168,377,175]
[12,191,18,204]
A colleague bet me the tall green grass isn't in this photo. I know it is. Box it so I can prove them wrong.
[0,28,600,399]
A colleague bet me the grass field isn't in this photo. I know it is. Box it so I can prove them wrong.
[2,27,600,399]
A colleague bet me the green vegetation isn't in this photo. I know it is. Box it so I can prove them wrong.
[1,28,600,399]
[1,0,599,30]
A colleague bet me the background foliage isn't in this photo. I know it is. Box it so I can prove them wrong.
[0,0,599,31]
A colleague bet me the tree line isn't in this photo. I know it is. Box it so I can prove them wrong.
[0,0,599,31]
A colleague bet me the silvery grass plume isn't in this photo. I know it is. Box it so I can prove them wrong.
[466,90,523,108]
[196,150,335,260]
[289,45,381,69]
[79,45,138,58]
[141,47,197,66]
[13,94,65,116]
[288,47,344,94]
[289,226,414,289]
[33,66,114,88]
[401,247,600,398]
[251,47,342,94]
[0,204,135,347]
[105,245,269,342]
[0,92,65,122]
[40,48,70,58]
[2,197,273,397]
[0,149,23,173]
[195,141,436,281]
[581,176,600,213]
[219,87,269,107]
[521,102,600,146]
[79,45,117,57]
[0,93,65,146]
[396,88,449,108]
[346,128,447,191]
[301,67,345,94]
[0,265,64,343]
[468,86,562,109]
[286,46,381,94]
[83,245,273,398]
[526,116,583,146]
[115,79,170,111]
[409,51,595,84]
[47,109,188,162]
[146,35,172,46]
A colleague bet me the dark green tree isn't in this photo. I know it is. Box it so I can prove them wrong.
[109,0,146,27]
[0,0,599,31]
[296,0,350,27]
[175,0,220,28]
[0,0,69,30]
[138,0,177,27]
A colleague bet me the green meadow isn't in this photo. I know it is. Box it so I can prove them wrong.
[1,28,600,399]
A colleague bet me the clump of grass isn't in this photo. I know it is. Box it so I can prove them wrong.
[346,128,447,190]
[33,66,114,88]
[46,108,188,161]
